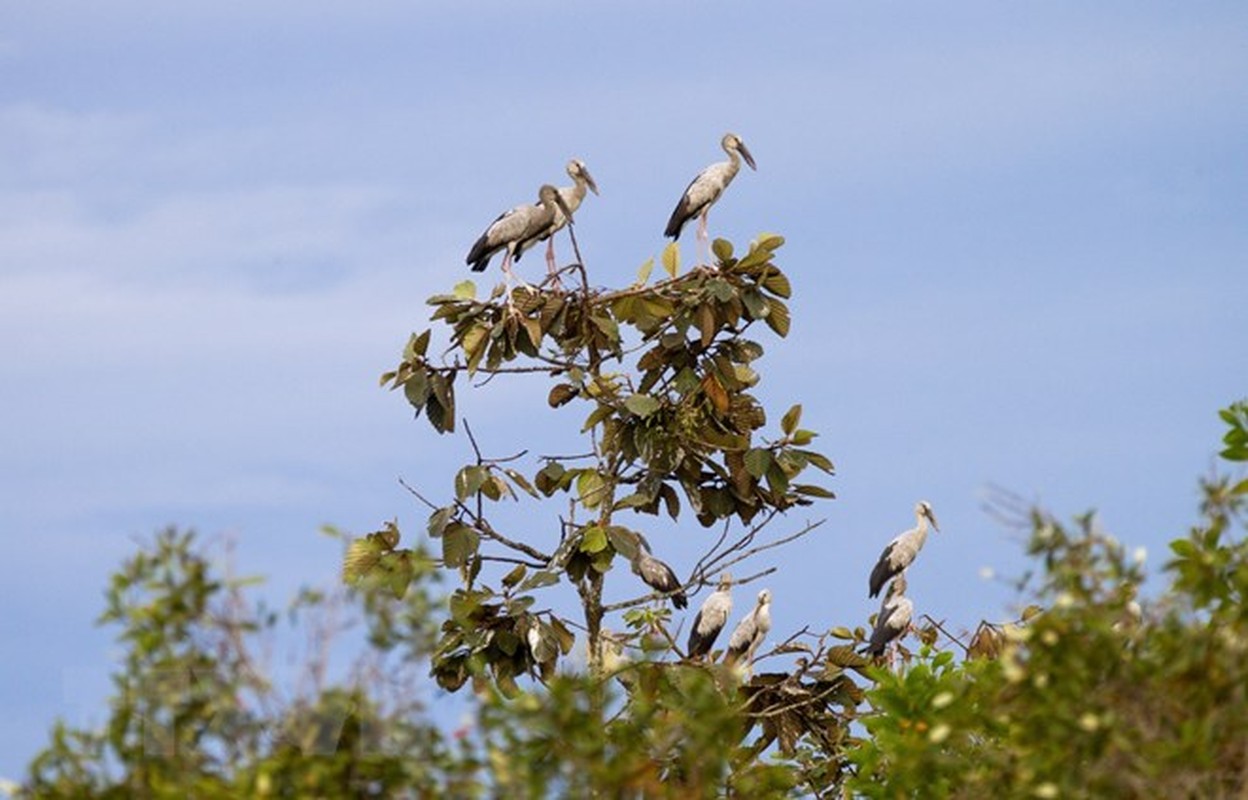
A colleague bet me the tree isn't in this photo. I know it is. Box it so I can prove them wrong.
[371,235,856,795]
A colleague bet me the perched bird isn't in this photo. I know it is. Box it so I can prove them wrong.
[864,573,914,657]
[687,573,734,659]
[725,588,772,667]
[520,159,598,278]
[664,132,757,253]
[630,541,688,609]
[869,501,939,598]
[465,184,572,283]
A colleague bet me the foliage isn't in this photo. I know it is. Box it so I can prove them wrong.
[848,401,1248,799]
[21,528,473,799]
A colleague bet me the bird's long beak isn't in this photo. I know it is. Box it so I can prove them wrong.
[554,191,574,223]
[738,142,757,171]
[584,170,600,196]
[927,509,940,532]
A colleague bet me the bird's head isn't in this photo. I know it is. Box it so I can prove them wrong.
[717,572,733,592]
[917,500,940,532]
[723,132,757,171]
[539,183,575,222]
[757,588,772,606]
[568,159,599,195]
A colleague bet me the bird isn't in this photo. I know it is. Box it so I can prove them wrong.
[630,540,688,609]
[725,588,772,668]
[664,132,757,260]
[465,184,572,284]
[863,572,914,657]
[869,501,939,598]
[520,159,598,279]
[687,573,734,659]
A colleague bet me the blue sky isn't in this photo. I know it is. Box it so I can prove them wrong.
[2,1,1246,780]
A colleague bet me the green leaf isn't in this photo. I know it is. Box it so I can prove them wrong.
[744,448,773,479]
[606,526,641,559]
[503,468,540,498]
[501,564,528,588]
[781,404,802,436]
[519,570,561,591]
[711,238,734,264]
[761,268,792,298]
[636,257,655,285]
[764,297,791,337]
[454,465,489,500]
[442,523,479,568]
[403,370,430,409]
[662,241,680,278]
[427,506,454,538]
[793,483,835,499]
[550,617,576,654]
[796,449,835,474]
[453,280,476,300]
[589,313,618,343]
[580,525,608,554]
[755,232,785,251]
[343,537,385,582]
[403,329,432,360]
[582,403,614,432]
[624,393,661,418]
[791,429,816,446]
[577,470,606,509]
[741,288,768,319]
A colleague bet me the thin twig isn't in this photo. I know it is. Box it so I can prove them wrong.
[398,477,439,511]
[921,614,971,655]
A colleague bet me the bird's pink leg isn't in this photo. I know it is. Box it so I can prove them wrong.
[544,238,563,290]
[697,209,715,268]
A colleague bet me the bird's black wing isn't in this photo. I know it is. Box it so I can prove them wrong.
[864,603,900,656]
[664,170,709,239]
[687,609,709,657]
[868,543,898,598]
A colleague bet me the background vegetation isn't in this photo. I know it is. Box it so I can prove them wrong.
[17,239,1248,798]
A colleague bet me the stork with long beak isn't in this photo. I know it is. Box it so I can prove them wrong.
[664,132,756,264]
[519,159,598,282]
[868,501,939,598]
[465,184,573,286]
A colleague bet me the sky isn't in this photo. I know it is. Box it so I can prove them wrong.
[2,0,1247,781]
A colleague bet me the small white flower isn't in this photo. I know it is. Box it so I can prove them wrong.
[979,566,996,580]
[929,723,951,744]
[932,691,954,709]
[1133,546,1147,565]
[1033,783,1059,798]
[1078,713,1100,732]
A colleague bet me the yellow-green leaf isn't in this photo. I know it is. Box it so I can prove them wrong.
[781,404,802,436]
[636,257,655,286]
[580,525,608,554]
[662,241,680,278]
[453,279,476,300]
